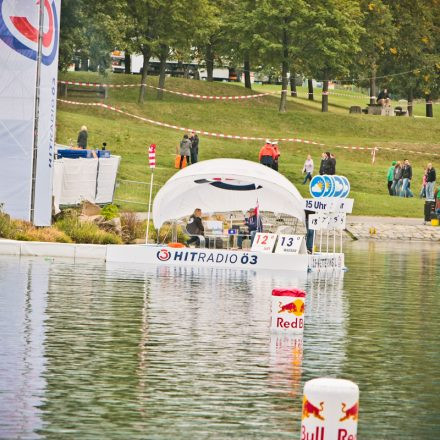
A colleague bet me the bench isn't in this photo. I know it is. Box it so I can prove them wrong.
[58,82,108,99]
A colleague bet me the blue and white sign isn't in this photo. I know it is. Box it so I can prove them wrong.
[323,175,335,197]
[309,175,326,198]
[340,176,350,198]
[309,175,350,199]
[333,175,344,198]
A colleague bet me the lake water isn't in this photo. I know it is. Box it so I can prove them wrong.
[0,242,439,439]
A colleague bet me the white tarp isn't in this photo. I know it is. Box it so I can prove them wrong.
[52,157,120,210]
[0,0,61,225]
[153,158,305,228]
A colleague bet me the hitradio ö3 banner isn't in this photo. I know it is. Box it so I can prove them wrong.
[0,0,60,225]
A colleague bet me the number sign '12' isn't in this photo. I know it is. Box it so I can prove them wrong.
[251,233,278,253]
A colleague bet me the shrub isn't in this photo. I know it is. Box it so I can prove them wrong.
[55,216,122,244]
[120,211,145,243]
[0,205,14,239]
[101,204,120,220]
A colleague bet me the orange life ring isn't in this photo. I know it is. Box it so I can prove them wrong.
[167,242,186,248]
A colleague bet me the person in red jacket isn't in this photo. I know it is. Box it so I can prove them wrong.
[271,141,280,171]
[259,140,275,167]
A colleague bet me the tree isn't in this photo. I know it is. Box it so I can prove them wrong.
[357,0,394,105]
[301,0,363,112]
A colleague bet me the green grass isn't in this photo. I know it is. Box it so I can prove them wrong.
[56,72,440,217]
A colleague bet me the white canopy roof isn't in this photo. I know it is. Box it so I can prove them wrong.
[152,158,305,228]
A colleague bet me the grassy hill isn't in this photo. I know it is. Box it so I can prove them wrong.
[56,72,440,217]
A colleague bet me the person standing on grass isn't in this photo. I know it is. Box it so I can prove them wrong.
[425,163,436,201]
[77,125,88,149]
[259,140,275,168]
[387,161,396,195]
[328,153,336,175]
[189,131,199,164]
[391,161,402,195]
[419,168,427,198]
[177,134,191,169]
[302,154,314,184]
[319,152,327,175]
[271,141,280,171]
[400,159,413,197]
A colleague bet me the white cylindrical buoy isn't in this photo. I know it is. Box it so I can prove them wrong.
[271,288,306,332]
[300,378,359,440]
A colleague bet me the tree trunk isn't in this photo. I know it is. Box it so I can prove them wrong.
[321,79,329,112]
[138,46,151,104]
[407,89,413,117]
[157,44,168,100]
[426,94,433,117]
[124,51,131,74]
[243,52,252,89]
[80,55,88,71]
[278,26,289,112]
[290,69,297,97]
[206,43,214,82]
[308,78,314,100]
[369,67,376,105]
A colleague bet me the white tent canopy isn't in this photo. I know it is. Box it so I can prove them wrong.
[152,159,305,228]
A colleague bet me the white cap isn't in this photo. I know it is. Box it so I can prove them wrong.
[265,139,271,143]
[272,141,278,145]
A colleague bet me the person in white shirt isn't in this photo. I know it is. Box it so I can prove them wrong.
[302,154,314,184]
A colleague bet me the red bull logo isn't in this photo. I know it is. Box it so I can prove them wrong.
[278,299,304,316]
[302,396,325,420]
[0,0,59,65]
[339,402,359,422]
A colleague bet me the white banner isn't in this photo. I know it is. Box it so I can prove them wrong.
[0,0,61,225]
[304,198,354,214]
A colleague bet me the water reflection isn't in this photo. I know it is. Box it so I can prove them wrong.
[0,242,439,439]
[0,257,49,439]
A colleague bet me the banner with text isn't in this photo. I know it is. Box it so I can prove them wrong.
[0,0,61,225]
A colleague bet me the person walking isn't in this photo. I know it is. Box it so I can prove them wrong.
[302,154,314,184]
[77,125,88,149]
[177,134,191,169]
[189,131,199,164]
[391,161,402,195]
[400,159,413,197]
[271,141,280,171]
[387,161,396,195]
[259,140,275,168]
[425,163,436,201]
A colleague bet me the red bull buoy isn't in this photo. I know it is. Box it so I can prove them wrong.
[271,288,306,333]
[300,378,359,440]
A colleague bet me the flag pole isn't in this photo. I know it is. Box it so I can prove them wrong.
[146,144,156,244]
[146,169,154,244]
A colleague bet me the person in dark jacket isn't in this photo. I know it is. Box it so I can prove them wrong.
[377,88,390,106]
[328,153,336,175]
[177,134,191,168]
[186,208,208,247]
[400,159,413,197]
[319,152,327,175]
[425,163,436,201]
[189,131,199,164]
[77,125,88,149]
[238,208,263,248]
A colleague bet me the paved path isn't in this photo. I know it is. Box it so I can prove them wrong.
[346,216,440,241]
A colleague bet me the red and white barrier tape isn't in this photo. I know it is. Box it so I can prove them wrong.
[58,80,270,100]
[58,99,440,158]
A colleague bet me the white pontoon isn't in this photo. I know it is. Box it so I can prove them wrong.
[106,159,345,272]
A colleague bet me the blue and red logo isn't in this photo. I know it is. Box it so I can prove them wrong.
[0,0,59,65]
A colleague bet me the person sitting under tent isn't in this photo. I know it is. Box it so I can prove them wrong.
[186,208,209,247]
[237,208,263,248]
[259,140,275,168]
